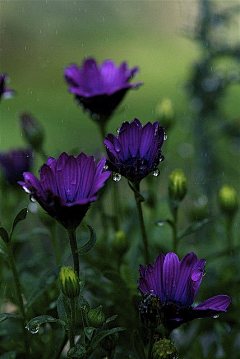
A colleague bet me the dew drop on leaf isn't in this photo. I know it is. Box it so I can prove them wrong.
[153,169,160,177]
[112,173,121,182]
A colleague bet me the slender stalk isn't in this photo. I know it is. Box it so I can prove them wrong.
[6,242,30,356]
[68,298,77,349]
[171,207,179,254]
[226,216,234,252]
[133,182,149,264]
[147,328,155,359]
[67,229,80,276]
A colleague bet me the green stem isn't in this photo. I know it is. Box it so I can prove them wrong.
[6,242,29,356]
[147,328,155,359]
[172,206,179,253]
[68,298,77,349]
[226,216,234,252]
[67,229,80,276]
[133,182,149,264]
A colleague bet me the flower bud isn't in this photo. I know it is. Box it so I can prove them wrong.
[218,185,238,217]
[152,338,178,359]
[19,112,45,151]
[87,305,105,328]
[59,266,80,299]
[168,169,187,202]
[112,230,129,254]
[155,98,175,130]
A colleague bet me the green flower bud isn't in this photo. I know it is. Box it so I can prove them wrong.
[155,98,175,130]
[112,230,129,254]
[87,305,105,328]
[20,112,45,151]
[59,266,80,299]
[152,338,178,359]
[218,185,238,217]
[168,169,187,202]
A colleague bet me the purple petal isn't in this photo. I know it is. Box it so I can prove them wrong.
[162,252,180,301]
[194,295,231,312]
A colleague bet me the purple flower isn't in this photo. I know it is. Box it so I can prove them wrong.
[64,58,142,123]
[138,252,231,331]
[0,148,33,185]
[0,74,15,102]
[18,152,111,230]
[104,118,165,183]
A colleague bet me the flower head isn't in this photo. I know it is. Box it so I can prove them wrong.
[18,152,111,230]
[64,58,142,123]
[104,118,165,183]
[59,266,80,298]
[0,74,15,102]
[0,148,33,185]
[138,252,231,331]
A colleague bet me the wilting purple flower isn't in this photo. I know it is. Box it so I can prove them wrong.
[64,58,142,123]
[18,152,111,230]
[0,74,15,102]
[138,252,231,331]
[104,118,165,183]
[0,148,33,185]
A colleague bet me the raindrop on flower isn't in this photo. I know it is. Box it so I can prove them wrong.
[23,186,31,194]
[153,169,160,177]
[116,127,120,134]
[164,133,168,140]
[213,314,219,319]
[112,173,121,182]
[103,164,108,170]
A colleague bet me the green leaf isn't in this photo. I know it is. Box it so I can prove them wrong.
[0,242,8,262]
[57,292,70,324]
[25,266,61,312]
[0,351,17,359]
[10,208,28,237]
[67,344,86,358]
[132,330,146,359]
[105,315,118,325]
[89,327,125,351]
[0,227,9,244]
[0,313,19,324]
[84,326,95,341]
[26,315,65,333]
[178,218,211,240]
[77,225,96,255]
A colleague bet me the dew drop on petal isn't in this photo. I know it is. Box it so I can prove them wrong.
[164,133,168,140]
[103,164,108,170]
[213,314,219,319]
[116,127,120,134]
[153,169,160,177]
[112,173,121,182]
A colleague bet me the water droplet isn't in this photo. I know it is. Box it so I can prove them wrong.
[27,325,40,334]
[157,221,165,227]
[112,173,121,182]
[159,155,164,162]
[103,164,108,170]
[153,169,160,177]
[213,314,219,319]
[30,195,37,203]
[164,133,168,140]
[23,186,31,194]
[116,127,120,134]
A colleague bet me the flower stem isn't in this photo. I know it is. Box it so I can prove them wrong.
[171,206,179,254]
[68,298,77,349]
[67,229,80,276]
[133,182,149,263]
[147,328,155,359]
[6,242,29,355]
